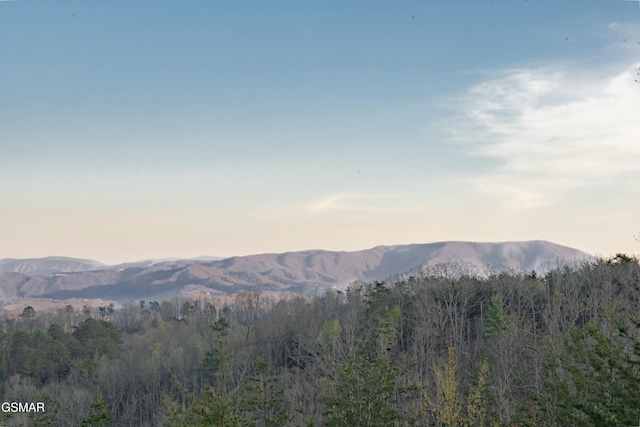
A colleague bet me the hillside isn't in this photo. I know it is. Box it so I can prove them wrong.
[0,256,107,275]
[2,255,636,426]
[0,240,592,306]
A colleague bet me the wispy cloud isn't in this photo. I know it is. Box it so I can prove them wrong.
[452,62,640,211]
[304,194,401,214]
[306,195,353,212]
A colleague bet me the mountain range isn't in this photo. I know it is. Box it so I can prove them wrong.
[0,241,593,309]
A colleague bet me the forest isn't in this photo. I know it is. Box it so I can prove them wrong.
[1,254,639,426]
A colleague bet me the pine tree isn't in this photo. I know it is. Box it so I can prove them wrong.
[322,347,403,427]
[484,294,512,338]
[29,394,60,427]
[322,306,408,427]
[168,317,246,427]
[242,358,293,427]
[537,317,640,426]
[80,391,111,427]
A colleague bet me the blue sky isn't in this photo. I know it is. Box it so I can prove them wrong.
[1,0,639,263]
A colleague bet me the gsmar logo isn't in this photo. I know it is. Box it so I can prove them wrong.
[1,402,46,413]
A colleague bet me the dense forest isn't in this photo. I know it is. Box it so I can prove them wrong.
[1,255,639,426]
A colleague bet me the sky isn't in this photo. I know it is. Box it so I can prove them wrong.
[1,0,639,264]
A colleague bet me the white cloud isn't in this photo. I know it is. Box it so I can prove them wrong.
[453,62,640,211]
[304,193,406,214]
[306,194,354,212]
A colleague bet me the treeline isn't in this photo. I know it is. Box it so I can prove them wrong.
[1,254,639,426]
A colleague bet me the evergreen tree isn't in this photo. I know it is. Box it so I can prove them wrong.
[538,317,640,426]
[29,394,60,427]
[484,294,512,338]
[73,318,122,360]
[80,391,111,427]
[168,387,245,427]
[322,307,409,427]
[169,317,246,426]
[322,347,403,427]
[242,358,293,427]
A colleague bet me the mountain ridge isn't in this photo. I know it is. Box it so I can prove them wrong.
[0,240,593,307]
[0,256,107,276]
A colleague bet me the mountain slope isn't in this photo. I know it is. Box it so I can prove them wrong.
[0,256,107,275]
[0,241,592,305]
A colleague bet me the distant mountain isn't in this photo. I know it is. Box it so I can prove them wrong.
[108,256,226,271]
[0,256,107,275]
[0,256,226,275]
[0,241,592,306]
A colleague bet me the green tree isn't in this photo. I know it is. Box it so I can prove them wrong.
[9,330,33,376]
[30,330,72,384]
[538,317,640,426]
[73,318,122,360]
[322,347,404,427]
[242,358,293,427]
[29,394,60,427]
[48,323,84,359]
[200,318,232,386]
[484,294,512,338]
[169,317,246,426]
[80,391,111,427]
[322,306,408,427]
[167,387,245,427]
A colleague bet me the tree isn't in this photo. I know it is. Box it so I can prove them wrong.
[167,387,245,427]
[170,317,246,426]
[73,318,122,360]
[234,291,262,341]
[421,347,493,427]
[484,294,512,338]
[322,306,409,427]
[29,331,72,384]
[242,358,293,427]
[80,391,111,427]
[28,393,60,427]
[200,318,232,386]
[322,346,404,427]
[537,316,640,426]
[422,346,463,426]
[21,306,36,319]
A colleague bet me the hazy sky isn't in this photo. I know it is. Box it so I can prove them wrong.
[1,1,639,264]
